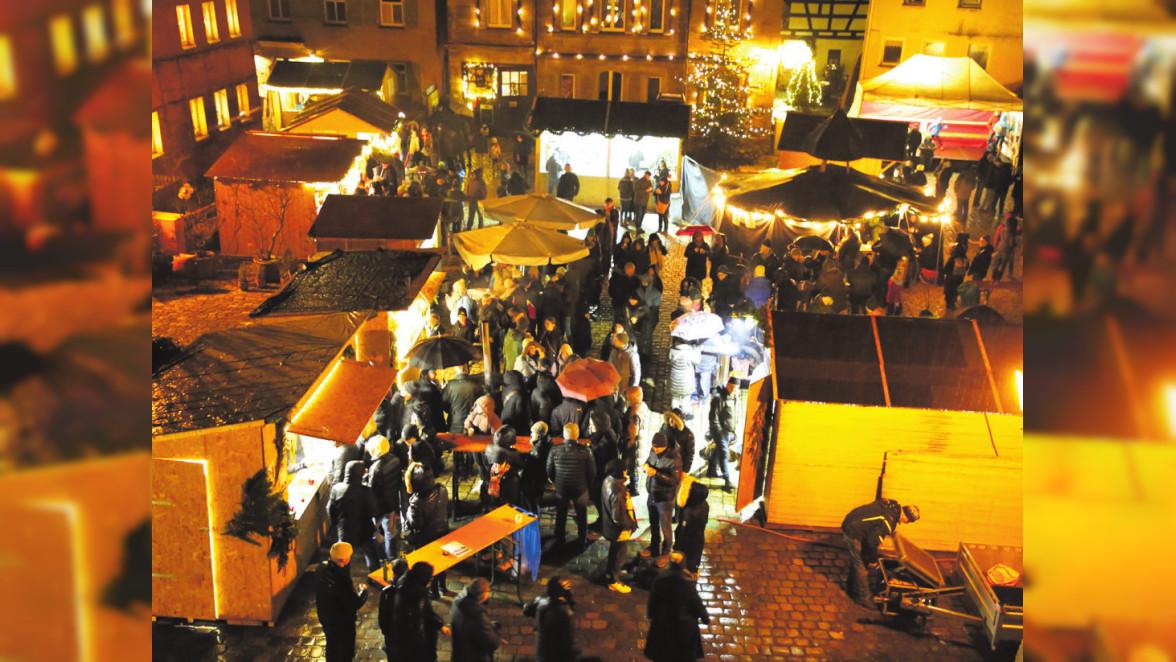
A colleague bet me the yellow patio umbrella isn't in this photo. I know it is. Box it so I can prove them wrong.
[481,193,601,230]
[452,223,590,269]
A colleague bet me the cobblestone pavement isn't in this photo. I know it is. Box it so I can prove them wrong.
[152,215,1018,662]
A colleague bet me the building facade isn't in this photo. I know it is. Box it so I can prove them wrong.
[249,0,444,118]
[781,0,867,102]
[444,0,538,129]
[0,0,147,229]
[153,0,262,186]
[859,0,1022,87]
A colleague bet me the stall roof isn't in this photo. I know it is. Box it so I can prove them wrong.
[723,164,941,220]
[528,96,691,138]
[250,249,442,317]
[776,110,908,161]
[286,358,396,444]
[771,312,1021,413]
[265,59,387,92]
[309,195,443,240]
[860,55,1023,112]
[152,314,365,436]
[204,132,367,183]
[286,88,403,135]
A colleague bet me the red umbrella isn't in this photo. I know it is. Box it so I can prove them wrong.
[675,224,718,237]
[555,358,621,401]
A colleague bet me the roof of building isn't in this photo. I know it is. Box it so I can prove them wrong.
[204,132,367,182]
[286,88,403,135]
[266,59,388,92]
[249,249,441,317]
[152,314,364,435]
[308,195,443,240]
[770,312,1021,414]
[528,96,691,138]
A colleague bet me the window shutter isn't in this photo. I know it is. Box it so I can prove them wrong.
[405,0,418,27]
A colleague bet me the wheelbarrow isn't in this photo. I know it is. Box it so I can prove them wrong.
[872,533,1024,650]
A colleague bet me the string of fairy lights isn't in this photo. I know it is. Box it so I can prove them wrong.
[683,0,770,141]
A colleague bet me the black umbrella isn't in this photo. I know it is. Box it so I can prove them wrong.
[794,235,834,252]
[957,305,1007,324]
[800,109,865,162]
[405,335,480,371]
[876,228,916,260]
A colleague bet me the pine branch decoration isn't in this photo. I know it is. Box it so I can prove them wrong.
[222,468,299,571]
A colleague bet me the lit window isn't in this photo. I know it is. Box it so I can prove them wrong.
[601,0,624,31]
[484,0,512,28]
[649,0,666,32]
[214,88,231,128]
[380,0,404,26]
[83,5,109,62]
[176,5,197,48]
[225,0,241,37]
[558,0,576,30]
[324,0,347,23]
[881,39,903,65]
[190,96,209,138]
[49,14,78,75]
[113,0,136,48]
[152,111,163,155]
[236,83,250,116]
[269,0,291,20]
[499,70,528,97]
[202,2,220,43]
[958,0,981,8]
[0,35,15,99]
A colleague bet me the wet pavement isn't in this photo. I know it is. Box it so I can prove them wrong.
[152,216,1020,661]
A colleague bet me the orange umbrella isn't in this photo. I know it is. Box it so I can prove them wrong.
[555,358,621,401]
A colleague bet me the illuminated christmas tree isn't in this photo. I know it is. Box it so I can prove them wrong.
[681,0,770,169]
[784,59,822,110]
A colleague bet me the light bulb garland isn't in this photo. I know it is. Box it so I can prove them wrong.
[783,58,821,109]
[474,0,524,30]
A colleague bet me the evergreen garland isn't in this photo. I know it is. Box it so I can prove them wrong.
[222,468,299,571]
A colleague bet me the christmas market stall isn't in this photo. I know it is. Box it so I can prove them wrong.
[527,96,691,202]
[259,59,390,130]
[308,195,444,253]
[739,311,1022,552]
[283,88,407,147]
[152,250,441,625]
[774,108,909,174]
[699,163,942,260]
[849,55,1023,162]
[205,132,371,262]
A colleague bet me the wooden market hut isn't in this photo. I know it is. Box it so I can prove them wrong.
[743,312,1022,552]
[205,132,368,260]
[283,88,402,140]
[152,250,442,624]
[308,195,443,253]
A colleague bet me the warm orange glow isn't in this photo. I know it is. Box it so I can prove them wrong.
[1166,383,1176,439]
[32,501,87,662]
[1015,370,1023,412]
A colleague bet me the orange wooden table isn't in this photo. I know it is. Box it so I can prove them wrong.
[369,504,538,600]
[439,433,566,517]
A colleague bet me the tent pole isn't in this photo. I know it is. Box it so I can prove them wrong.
[481,321,494,390]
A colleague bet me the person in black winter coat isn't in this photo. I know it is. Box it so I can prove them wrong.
[327,441,365,504]
[523,577,581,661]
[378,558,410,659]
[644,554,709,662]
[519,421,553,514]
[585,409,619,521]
[841,498,920,606]
[484,426,524,507]
[414,373,447,432]
[327,460,380,570]
[316,542,370,662]
[450,578,500,662]
[600,459,638,592]
[710,266,742,320]
[550,396,587,434]
[683,231,710,282]
[968,235,995,281]
[641,433,681,565]
[443,365,484,435]
[556,164,580,201]
[547,423,596,547]
[706,378,737,491]
[365,437,403,564]
[609,262,638,311]
[660,410,695,476]
[531,371,560,426]
[500,370,531,433]
[392,561,447,662]
[673,482,710,576]
[405,466,451,598]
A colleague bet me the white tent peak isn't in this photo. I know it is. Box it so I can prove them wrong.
[859,55,1022,112]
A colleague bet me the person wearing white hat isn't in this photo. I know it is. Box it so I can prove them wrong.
[315,542,369,662]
